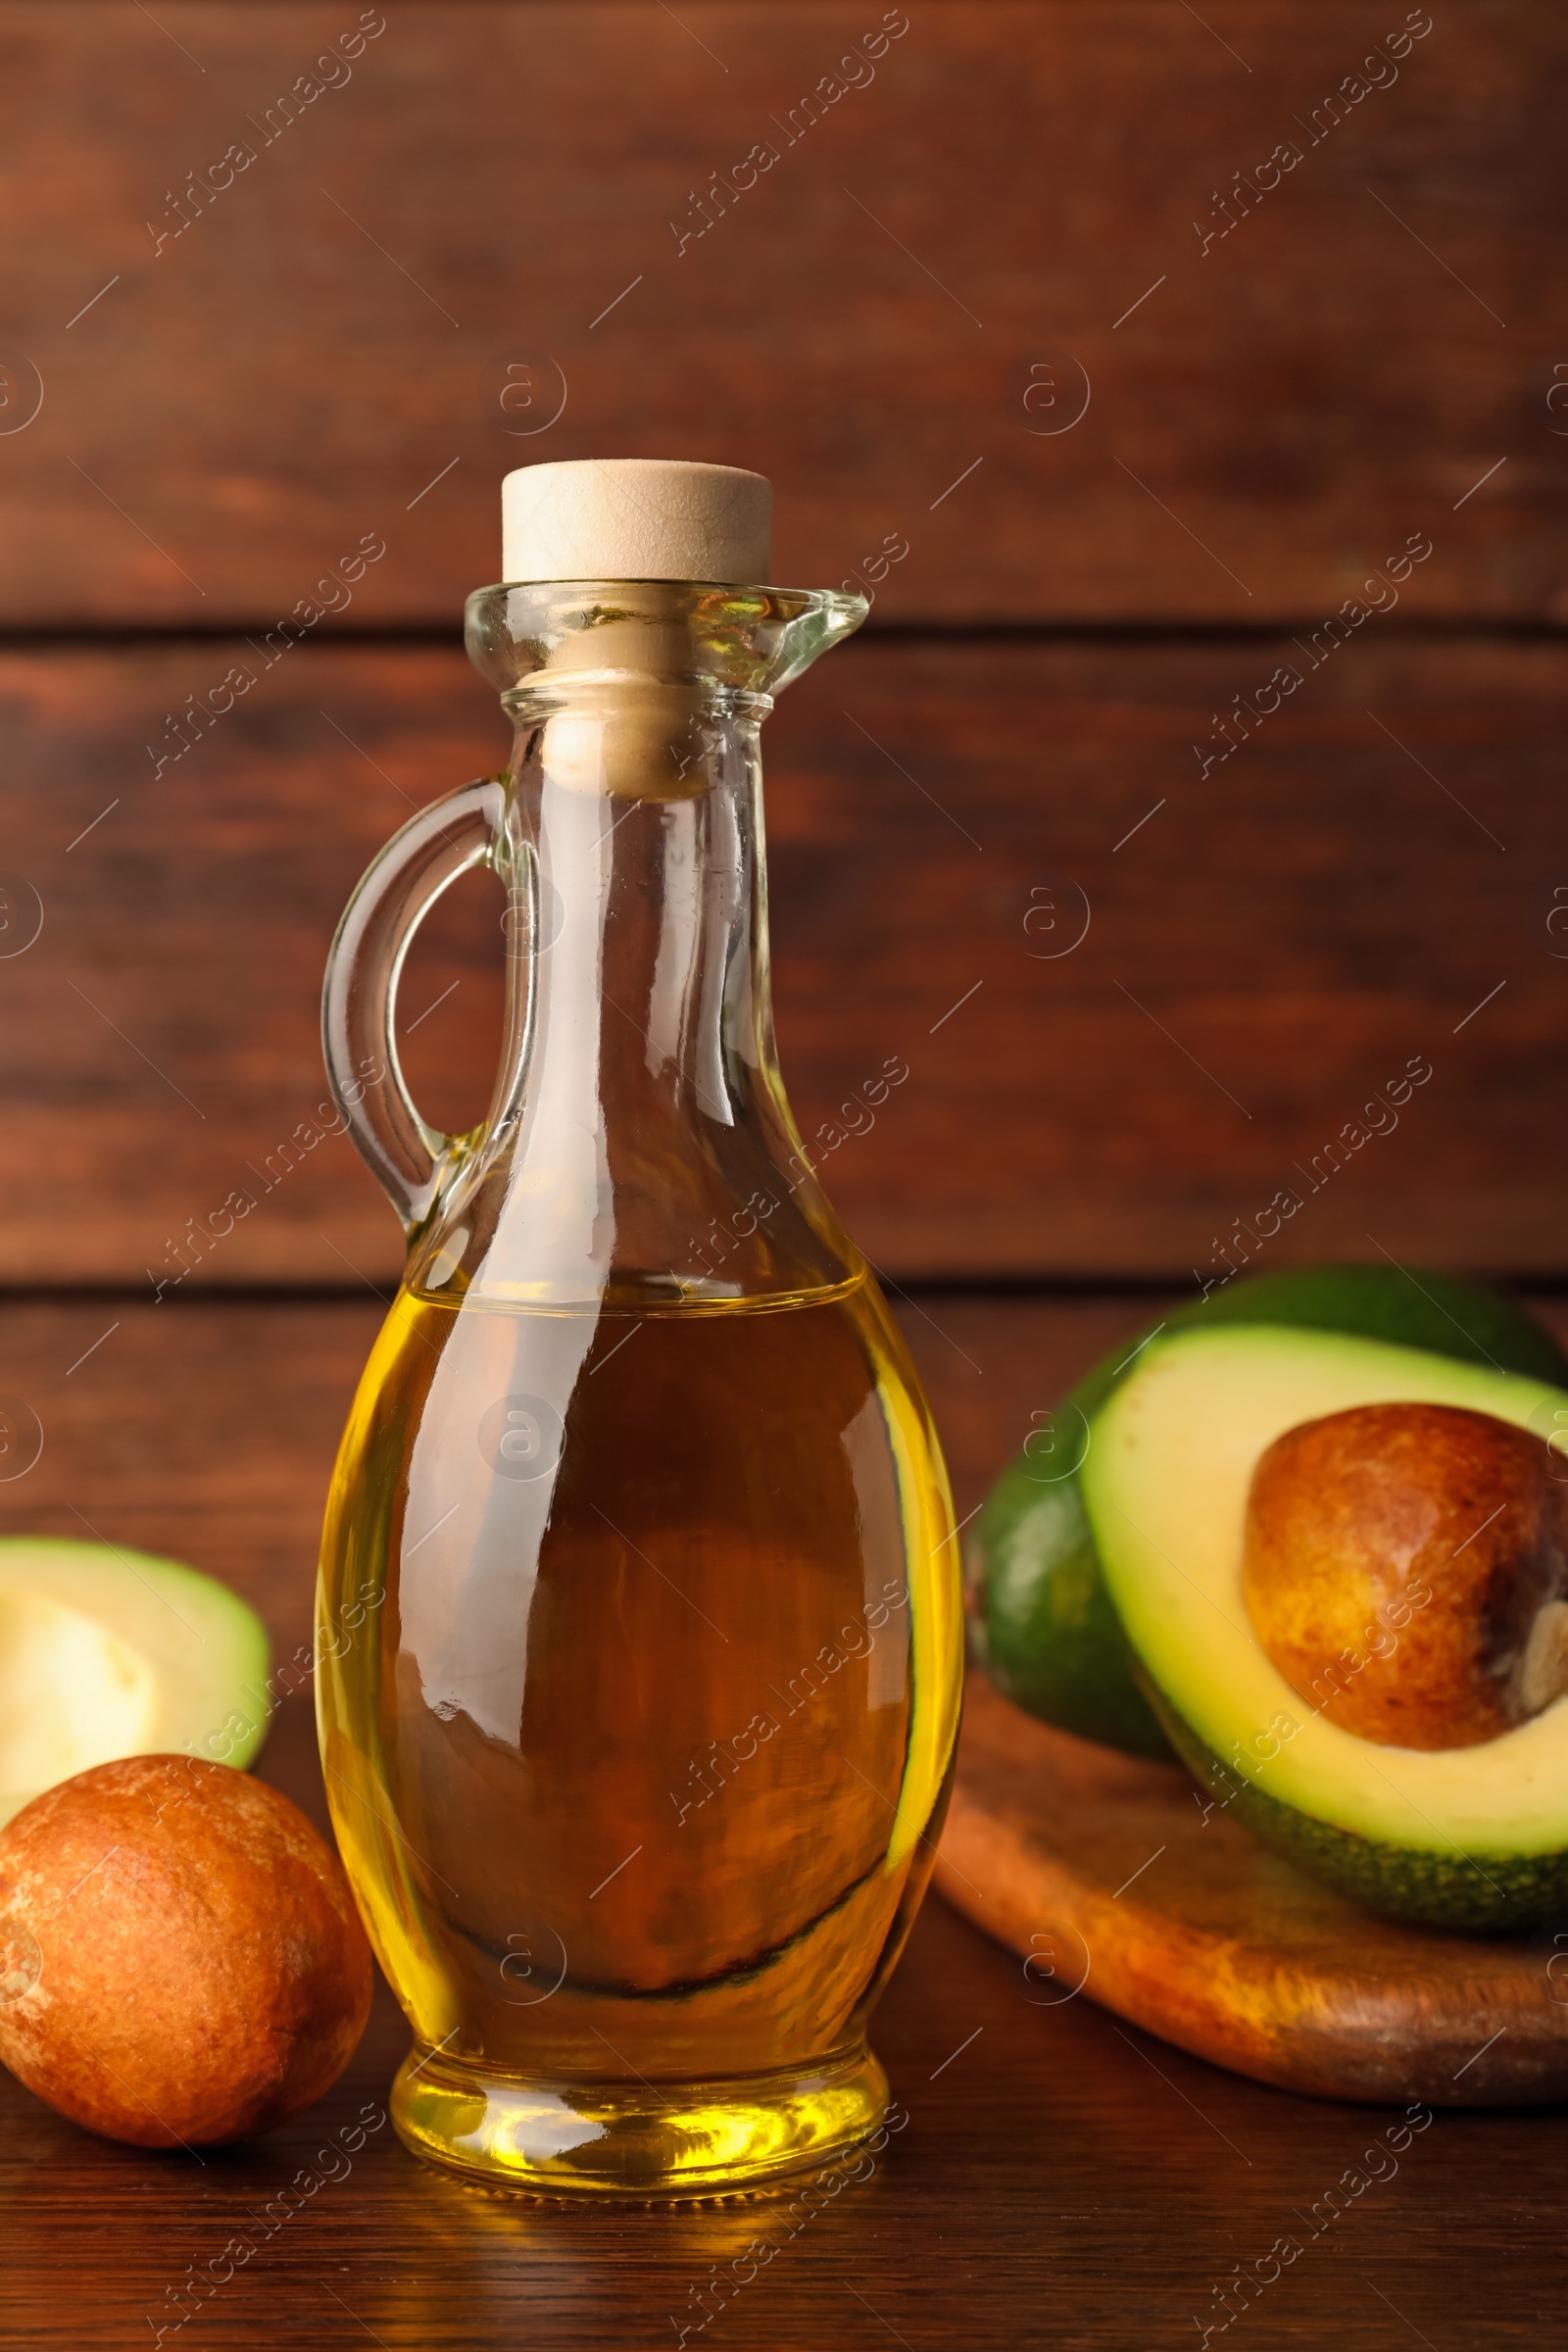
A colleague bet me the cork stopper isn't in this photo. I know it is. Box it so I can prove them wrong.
[502,459,771,586]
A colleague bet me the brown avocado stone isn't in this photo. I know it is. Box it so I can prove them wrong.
[0,1756,371,2146]
[1243,1401,1568,1750]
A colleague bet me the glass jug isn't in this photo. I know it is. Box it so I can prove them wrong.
[315,572,963,2197]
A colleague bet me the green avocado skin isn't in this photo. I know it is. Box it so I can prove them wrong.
[972,1264,1568,1761]
[970,1473,1174,1756]
[1151,1684,1568,1935]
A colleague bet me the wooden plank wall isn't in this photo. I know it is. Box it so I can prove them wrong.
[0,1,1560,1289]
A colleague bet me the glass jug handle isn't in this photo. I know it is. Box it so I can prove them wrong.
[321,778,512,1239]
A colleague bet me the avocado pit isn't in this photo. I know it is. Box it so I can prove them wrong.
[1242,1401,1568,1749]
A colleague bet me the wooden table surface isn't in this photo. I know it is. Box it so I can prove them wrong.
[2,1287,1566,2349]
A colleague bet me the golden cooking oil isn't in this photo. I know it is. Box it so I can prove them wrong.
[317,1267,960,2193]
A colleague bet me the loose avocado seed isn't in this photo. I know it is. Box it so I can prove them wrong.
[0,1756,372,2146]
[1242,1402,1568,1749]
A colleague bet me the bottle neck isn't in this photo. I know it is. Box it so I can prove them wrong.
[411,675,857,1311]
[520,677,786,1183]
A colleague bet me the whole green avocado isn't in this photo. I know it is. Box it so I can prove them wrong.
[969,1263,1568,1759]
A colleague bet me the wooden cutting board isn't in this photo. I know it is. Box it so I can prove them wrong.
[935,1675,1568,2107]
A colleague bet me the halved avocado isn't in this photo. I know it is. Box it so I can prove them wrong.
[0,1540,270,1825]
[970,1267,1568,1758]
[1082,1324,1568,1931]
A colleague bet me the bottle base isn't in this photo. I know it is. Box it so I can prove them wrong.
[390,2037,891,2201]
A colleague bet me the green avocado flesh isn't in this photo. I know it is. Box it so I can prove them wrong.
[1083,1325,1568,1932]
[971,1266,1568,1760]
[0,1539,270,1824]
